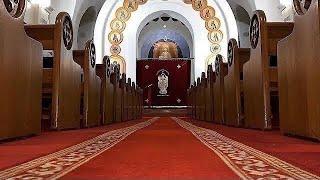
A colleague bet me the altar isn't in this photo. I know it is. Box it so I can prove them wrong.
[137,59,192,107]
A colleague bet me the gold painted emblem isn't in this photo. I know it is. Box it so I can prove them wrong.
[205,17,221,31]
[108,31,124,45]
[192,0,207,11]
[210,43,221,54]
[110,19,126,32]
[206,54,217,67]
[200,6,215,20]
[208,30,223,43]
[110,45,122,55]
[123,0,138,12]
[116,7,131,22]
[110,55,126,73]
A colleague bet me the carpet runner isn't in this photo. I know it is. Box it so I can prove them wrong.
[0,117,319,179]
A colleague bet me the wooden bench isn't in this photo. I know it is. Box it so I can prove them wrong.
[0,0,42,140]
[126,78,134,121]
[121,74,128,121]
[73,40,101,128]
[96,56,115,125]
[243,10,294,130]
[205,65,215,122]
[278,0,320,140]
[199,73,207,121]
[224,39,250,127]
[25,12,82,130]
[137,86,144,119]
[213,55,228,124]
[195,78,201,120]
[132,82,139,120]
[111,65,123,123]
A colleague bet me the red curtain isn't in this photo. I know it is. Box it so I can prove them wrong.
[137,60,191,106]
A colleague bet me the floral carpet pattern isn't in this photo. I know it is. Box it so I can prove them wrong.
[173,117,320,180]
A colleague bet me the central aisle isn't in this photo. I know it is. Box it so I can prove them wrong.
[62,117,238,179]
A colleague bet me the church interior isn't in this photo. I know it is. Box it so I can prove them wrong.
[1,0,320,179]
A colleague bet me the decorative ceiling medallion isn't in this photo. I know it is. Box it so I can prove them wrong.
[137,0,148,5]
[110,44,122,55]
[250,14,259,49]
[63,16,73,50]
[116,7,131,22]
[3,0,24,18]
[200,6,215,20]
[293,0,312,15]
[208,30,223,43]
[192,0,207,11]
[123,0,138,12]
[210,43,221,54]
[110,19,126,32]
[205,17,221,31]
[108,31,123,45]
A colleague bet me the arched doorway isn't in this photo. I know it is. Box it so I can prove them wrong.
[77,6,97,49]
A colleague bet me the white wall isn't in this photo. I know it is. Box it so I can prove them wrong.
[95,0,238,82]
[137,16,194,58]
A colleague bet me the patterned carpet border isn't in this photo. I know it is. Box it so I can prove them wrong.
[0,118,158,180]
[172,117,320,180]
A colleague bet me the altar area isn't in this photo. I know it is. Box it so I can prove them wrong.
[137,58,191,107]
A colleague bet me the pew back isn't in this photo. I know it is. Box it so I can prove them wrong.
[278,0,320,140]
[243,10,293,130]
[224,39,250,127]
[0,0,42,140]
[213,55,228,124]
[25,12,82,130]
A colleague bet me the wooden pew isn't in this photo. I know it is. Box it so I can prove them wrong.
[204,65,215,122]
[121,74,128,121]
[137,86,144,119]
[73,40,101,128]
[224,39,250,127]
[96,56,114,125]
[25,12,82,130]
[127,78,134,121]
[199,72,207,121]
[213,55,228,124]
[195,78,201,120]
[132,82,138,120]
[191,83,197,120]
[111,65,122,123]
[0,0,42,140]
[278,0,320,140]
[187,87,192,117]
[243,10,294,130]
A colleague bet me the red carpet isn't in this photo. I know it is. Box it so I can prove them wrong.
[0,119,145,171]
[187,118,320,176]
[0,117,319,179]
[62,117,238,180]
